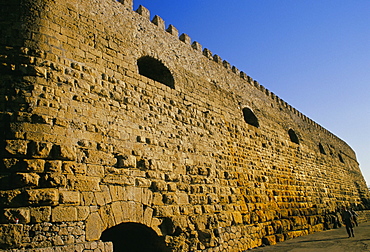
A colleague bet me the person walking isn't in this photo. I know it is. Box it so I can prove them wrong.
[341,206,354,238]
[350,208,359,226]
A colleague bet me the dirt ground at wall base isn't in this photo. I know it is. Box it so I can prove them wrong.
[250,221,370,252]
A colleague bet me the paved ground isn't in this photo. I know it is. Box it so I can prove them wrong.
[250,222,370,252]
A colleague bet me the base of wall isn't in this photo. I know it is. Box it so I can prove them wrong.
[357,210,370,224]
[0,241,112,252]
[2,210,370,252]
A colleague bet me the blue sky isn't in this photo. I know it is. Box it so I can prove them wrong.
[133,1,370,186]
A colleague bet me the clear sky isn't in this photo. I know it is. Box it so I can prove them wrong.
[133,0,370,186]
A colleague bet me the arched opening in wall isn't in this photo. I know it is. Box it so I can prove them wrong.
[242,107,259,128]
[288,129,299,144]
[137,56,175,89]
[319,143,326,155]
[100,222,170,252]
[338,153,345,163]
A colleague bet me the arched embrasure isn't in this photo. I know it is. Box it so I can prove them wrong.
[242,107,259,128]
[100,222,170,252]
[338,153,345,163]
[319,143,326,155]
[288,129,299,144]
[137,56,175,89]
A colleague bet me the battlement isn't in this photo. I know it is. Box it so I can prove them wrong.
[118,0,345,145]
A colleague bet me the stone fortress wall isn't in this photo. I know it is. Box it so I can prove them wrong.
[0,0,369,251]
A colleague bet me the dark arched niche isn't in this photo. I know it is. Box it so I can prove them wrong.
[338,153,345,163]
[319,143,326,155]
[288,129,299,144]
[100,222,170,252]
[137,56,175,89]
[242,107,259,128]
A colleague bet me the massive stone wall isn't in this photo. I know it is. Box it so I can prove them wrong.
[0,0,369,251]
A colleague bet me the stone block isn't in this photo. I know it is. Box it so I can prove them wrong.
[44,160,63,173]
[51,236,64,246]
[86,212,104,241]
[4,140,28,157]
[135,177,151,187]
[231,211,243,224]
[0,224,23,248]
[102,174,135,185]
[141,189,153,206]
[76,206,90,220]
[143,206,153,226]
[42,173,67,187]
[281,219,291,231]
[111,201,123,224]
[2,158,22,171]
[13,172,40,187]
[151,181,167,192]
[167,183,177,192]
[124,186,142,202]
[262,235,276,246]
[109,185,124,201]
[51,206,78,222]
[152,192,164,205]
[25,188,59,206]
[99,205,116,228]
[83,150,115,166]
[23,159,45,172]
[30,206,51,223]
[63,162,87,175]
[59,190,80,205]
[153,206,172,218]
[94,186,112,206]
[163,193,178,205]
[275,233,285,242]
[86,164,104,177]
[150,159,172,172]
[51,144,77,161]
[255,210,267,222]
[2,207,30,224]
[116,154,136,168]
[27,141,53,158]
[265,225,274,235]
[104,241,114,252]
[70,176,101,191]
[122,201,143,223]
[202,205,214,214]
[151,217,162,235]
[82,192,96,206]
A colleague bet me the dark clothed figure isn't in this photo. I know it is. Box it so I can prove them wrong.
[342,207,354,237]
[350,208,359,226]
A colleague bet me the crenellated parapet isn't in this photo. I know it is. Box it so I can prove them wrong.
[123,1,345,145]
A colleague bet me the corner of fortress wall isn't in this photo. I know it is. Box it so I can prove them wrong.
[0,0,370,251]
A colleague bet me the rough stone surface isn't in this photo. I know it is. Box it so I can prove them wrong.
[85,212,104,242]
[0,0,370,251]
[0,225,23,249]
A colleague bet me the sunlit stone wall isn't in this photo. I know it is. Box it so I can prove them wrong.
[0,0,369,251]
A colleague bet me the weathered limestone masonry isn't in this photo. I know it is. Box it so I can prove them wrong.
[0,0,369,251]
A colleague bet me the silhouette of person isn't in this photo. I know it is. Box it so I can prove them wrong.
[350,208,359,227]
[341,206,354,238]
